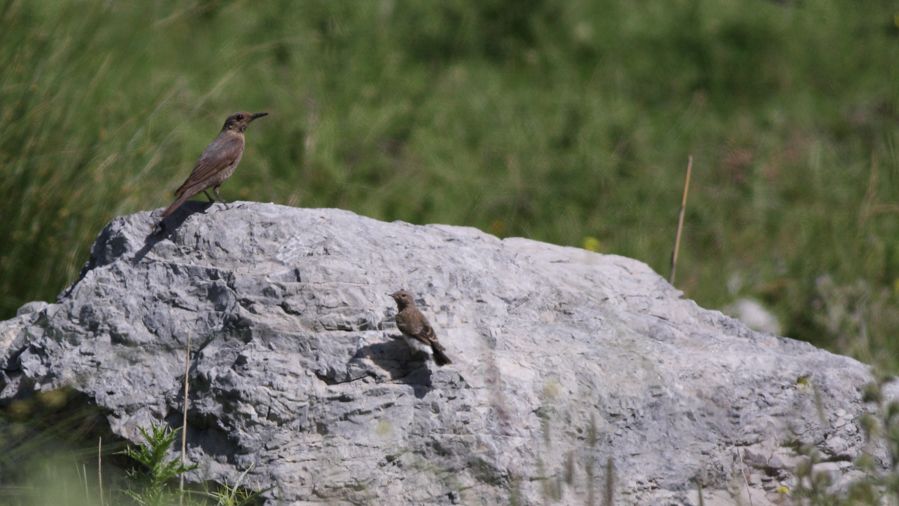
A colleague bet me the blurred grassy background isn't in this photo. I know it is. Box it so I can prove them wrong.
[1,0,897,368]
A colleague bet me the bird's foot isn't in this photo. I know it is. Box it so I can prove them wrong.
[212,187,228,207]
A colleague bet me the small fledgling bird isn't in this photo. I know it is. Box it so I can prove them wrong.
[157,111,268,226]
[390,290,452,366]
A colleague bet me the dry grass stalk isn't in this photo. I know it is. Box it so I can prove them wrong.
[179,334,191,504]
[669,155,694,285]
[98,437,104,506]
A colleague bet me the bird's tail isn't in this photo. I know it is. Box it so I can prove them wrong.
[160,192,192,220]
[431,343,452,366]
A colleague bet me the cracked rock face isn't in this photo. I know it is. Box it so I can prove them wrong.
[0,202,881,504]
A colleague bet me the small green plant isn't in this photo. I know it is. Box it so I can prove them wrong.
[206,484,258,506]
[204,466,260,506]
[121,424,197,506]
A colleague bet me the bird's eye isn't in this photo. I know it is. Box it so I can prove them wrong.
[236,114,244,120]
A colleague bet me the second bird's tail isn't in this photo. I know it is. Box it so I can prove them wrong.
[153,193,193,235]
[431,343,452,366]
[160,192,192,220]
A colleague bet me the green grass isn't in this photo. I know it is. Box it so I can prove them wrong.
[0,390,258,506]
[1,0,897,367]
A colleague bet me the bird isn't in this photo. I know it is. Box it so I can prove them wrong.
[156,111,268,228]
[390,290,452,366]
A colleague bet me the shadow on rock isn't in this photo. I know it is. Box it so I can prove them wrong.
[358,337,433,398]
[132,201,214,265]
[165,409,235,460]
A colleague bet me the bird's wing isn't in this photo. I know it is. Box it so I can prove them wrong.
[414,318,446,353]
[175,134,244,197]
[397,309,436,344]
[395,311,423,337]
[419,322,438,343]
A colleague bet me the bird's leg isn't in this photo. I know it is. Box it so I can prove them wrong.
[214,186,230,209]
[203,190,215,203]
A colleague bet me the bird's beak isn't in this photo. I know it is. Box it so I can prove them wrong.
[388,291,399,299]
[250,112,269,121]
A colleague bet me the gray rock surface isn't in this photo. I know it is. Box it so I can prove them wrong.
[0,202,883,504]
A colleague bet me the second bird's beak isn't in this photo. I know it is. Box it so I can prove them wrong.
[250,112,269,121]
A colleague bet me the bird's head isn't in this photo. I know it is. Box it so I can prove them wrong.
[222,111,268,133]
[389,290,415,309]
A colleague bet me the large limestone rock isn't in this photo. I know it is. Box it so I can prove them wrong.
[0,203,881,504]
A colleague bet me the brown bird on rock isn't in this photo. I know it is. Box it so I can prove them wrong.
[390,290,452,366]
[157,111,268,226]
